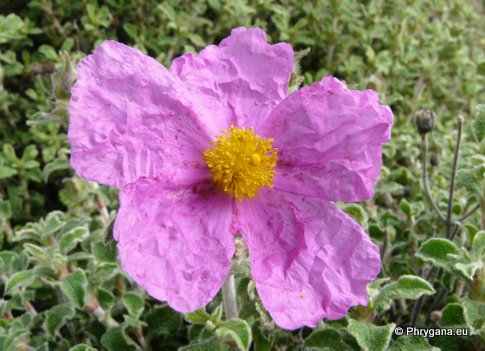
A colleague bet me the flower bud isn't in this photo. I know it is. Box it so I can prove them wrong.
[414,109,436,135]
[430,310,442,322]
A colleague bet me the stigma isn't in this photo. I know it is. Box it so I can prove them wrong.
[203,126,278,202]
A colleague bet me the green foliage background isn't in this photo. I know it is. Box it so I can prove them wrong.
[1,0,485,350]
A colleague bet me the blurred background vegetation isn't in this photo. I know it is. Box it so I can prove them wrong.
[1,0,485,350]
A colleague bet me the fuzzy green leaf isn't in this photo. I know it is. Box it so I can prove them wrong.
[373,275,435,314]
[59,269,87,308]
[462,297,485,333]
[304,328,349,350]
[96,287,115,310]
[179,337,224,351]
[216,319,252,351]
[415,238,460,269]
[391,336,438,351]
[185,308,211,324]
[69,345,97,351]
[473,105,485,141]
[439,303,467,328]
[100,326,137,351]
[146,305,182,339]
[342,204,369,229]
[348,320,395,351]
[45,303,75,337]
[59,226,89,254]
[472,231,485,259]
[5,270,35,293]
[122,292,144,317]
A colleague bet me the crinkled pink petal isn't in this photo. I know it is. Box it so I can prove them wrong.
[69,40,217,188]
[260,76,393,202]
[114,178,235,312]
[236,189,381,330]
[170,27,294,130]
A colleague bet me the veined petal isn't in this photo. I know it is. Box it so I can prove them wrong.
[69,40,216,188]
[114,178,235,312]
[261,76,393,202]
[237,189,381,330]
[171,27,294,130]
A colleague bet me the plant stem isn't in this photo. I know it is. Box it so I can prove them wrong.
[421,134,446,222]
[446,116,464,238]
[426,287,448,324]
[222,274,238,320]
[458,203,480,222]
[410,266,438,326]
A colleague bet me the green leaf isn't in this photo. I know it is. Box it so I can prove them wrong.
[21,145,38,161]
[348,320,395,351]
[59,226,89,254]
[216,319,252,351]
[43,211,66,236]
[453,262,482,280]
[478,62,485,76]
[96,287,115,310]
[0,166,17,179]
[439,303,467,328]
[342,204,368,229]
[43,158,70,182]
[146,305,182,340]
[100,326,137,351]
[23,243,48,260]
[158,4,177,21]
[185,307,211,324]
[1,330,30,351]
[390,336,438,351]
[373,275,435,314]
[60,269,88,308]
[399,199,412,217]
[179,337,224,351]
[91,242,117,263]
[3,144,18,162]
[462,297,485,333]
[473,105,485,141]
[69,344,97,351]
[252,321,274,351]
[5,270,35,293]
[210,305,223,325]
[122,292,144,317]
[415,238,460,269]
[189,34,206,47]
[472,230,485,259]
[123,23,138,39]
[38,45,58,60]
[45,303,75,337]
[304,328,349,350]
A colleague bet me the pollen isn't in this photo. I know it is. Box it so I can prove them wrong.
[203,126,278,202]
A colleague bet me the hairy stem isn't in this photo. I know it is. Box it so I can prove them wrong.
[458,203,480,222]
[446,116,464,238]
[421,134,446,222]
[410,266,438,326]
[222,274,238,320]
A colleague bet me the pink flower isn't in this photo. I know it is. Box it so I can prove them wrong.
[68,27,393,330]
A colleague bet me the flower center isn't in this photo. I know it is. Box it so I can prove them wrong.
[203,126,278,202]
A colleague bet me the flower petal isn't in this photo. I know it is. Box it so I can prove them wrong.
[236,189,381,330]
[69,40,215,188]
[261,76,393,202]
[114,178,235,312]
[170,27,294,130]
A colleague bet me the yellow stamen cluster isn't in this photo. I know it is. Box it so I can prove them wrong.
[203,126,278,202]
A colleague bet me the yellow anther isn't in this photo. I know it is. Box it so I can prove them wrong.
[250,154,261,166]
[203,126,278,202]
